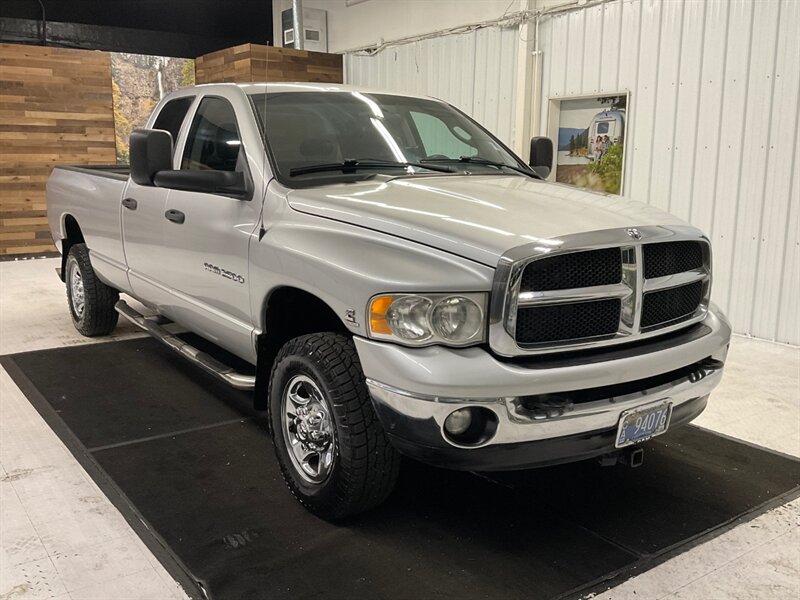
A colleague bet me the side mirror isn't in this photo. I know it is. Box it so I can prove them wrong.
[130,129,173,186]
[152,169,251,200]
[528,136,553,179]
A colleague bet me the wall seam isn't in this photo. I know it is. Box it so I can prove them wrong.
[684,0,708,224]
[723,0,757,320]
[614,0,624,92]
[624,0,645,196]
[745,0,782,336]
[771,0,799,341]
[596,3,604,93]
[773,101,799,341]
[665,0,686,215]
[645,0,665,204]
[706,2,731,243]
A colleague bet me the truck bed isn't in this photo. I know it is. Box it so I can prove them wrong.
[56,164,130,181]
[47,164,132,292]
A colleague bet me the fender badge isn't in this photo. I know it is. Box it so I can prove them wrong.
[626,227,643,240]
[345,309,360,328]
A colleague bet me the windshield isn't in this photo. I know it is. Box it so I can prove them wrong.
[249,91,526,185]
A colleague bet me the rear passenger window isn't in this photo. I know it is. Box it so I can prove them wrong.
[181,97,241,171]
[152,97,194,150]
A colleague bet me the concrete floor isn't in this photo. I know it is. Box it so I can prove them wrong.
[1,257,798,600]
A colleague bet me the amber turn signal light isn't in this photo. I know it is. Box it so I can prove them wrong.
[369,295,394,335]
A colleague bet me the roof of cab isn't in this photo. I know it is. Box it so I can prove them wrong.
[192,81,433,100]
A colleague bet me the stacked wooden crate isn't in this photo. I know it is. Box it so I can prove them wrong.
[0,44,116,257]
[195,44,342,84]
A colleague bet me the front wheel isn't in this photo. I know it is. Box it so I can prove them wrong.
[268,333,400,520]
[65,243,119,337]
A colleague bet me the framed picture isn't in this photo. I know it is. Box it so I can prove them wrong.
[546,92,629,195]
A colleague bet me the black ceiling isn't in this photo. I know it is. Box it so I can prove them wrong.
[0,0,273,57]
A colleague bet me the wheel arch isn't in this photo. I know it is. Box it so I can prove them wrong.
[59,214,85,281]
[254,286,351,410]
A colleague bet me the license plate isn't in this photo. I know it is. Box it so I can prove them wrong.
[615,400,673,448]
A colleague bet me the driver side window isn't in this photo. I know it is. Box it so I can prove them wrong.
[182,97,241,171]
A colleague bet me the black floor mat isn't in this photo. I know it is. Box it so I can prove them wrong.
[3,338,799,600]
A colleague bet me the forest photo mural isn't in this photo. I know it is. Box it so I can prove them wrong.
[111,53,195,163]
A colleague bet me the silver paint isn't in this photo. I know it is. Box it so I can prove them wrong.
[47,82,732,455]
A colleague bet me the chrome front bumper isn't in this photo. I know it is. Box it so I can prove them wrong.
[355,304,731,470]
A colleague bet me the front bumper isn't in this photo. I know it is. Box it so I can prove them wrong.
[355,304,731,471]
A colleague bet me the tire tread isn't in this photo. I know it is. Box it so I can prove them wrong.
[67,243,119,337]
[268,333,400,520]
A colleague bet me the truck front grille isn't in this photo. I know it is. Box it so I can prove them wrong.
[643,241,704,278]
[516,298,621,344]
[491,227,712,356]
[520,248,621,292]
[641,280,705,330]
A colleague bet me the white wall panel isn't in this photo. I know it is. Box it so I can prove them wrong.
[538,0,800,345]
[727,0,782,333]
[755,0,800,342]
[668,0,706,220]
[345,26,520,148]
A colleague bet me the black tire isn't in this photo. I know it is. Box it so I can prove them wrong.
[65,243,119,337]
[268,333,400,520]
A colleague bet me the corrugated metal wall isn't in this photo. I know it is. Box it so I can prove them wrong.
[538,0,799,345]
[345,26,521,150]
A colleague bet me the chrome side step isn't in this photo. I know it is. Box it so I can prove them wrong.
[115,300,256,391]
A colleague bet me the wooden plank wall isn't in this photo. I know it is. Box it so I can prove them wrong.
[194,44,253,83]
[195,43,342,84]
[0,42,340,257]
[0,43,116,256]
[258,45,343,83]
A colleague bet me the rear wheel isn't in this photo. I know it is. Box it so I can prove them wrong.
[65,243,119,337]
[268,333,400,520]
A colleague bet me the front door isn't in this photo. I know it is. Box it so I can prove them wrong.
[157,94,262,362]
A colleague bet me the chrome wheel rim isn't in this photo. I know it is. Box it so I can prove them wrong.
[68,260,85,318]
[281,374,336,484]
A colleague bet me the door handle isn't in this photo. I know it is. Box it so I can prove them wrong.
[164,209,185,224]
[121,197,137,210]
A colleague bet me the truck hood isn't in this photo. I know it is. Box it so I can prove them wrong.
[287,175,689,266]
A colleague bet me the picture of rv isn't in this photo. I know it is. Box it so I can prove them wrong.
[588,109,625,161]
[555,95,628,194]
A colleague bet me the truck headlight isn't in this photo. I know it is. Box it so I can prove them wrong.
[368,293,486,347]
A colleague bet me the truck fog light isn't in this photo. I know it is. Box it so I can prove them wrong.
[444,408,473,435]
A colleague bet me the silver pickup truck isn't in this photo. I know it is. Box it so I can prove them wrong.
[47,83,731,520]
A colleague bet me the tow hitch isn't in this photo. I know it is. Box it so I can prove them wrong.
[598,446,645,468]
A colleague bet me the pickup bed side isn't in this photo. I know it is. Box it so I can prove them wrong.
[47,165,131,293]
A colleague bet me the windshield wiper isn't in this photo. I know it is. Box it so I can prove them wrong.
[422,156,541,179]
[290,158,454,177]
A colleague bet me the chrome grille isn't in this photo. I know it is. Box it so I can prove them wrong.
[489,226,712,356]
[520,248,621,292]
[516,298,621,344]
[641,279,705,330]
[643,241,704,279]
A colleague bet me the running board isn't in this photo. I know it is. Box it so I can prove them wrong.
[115,300,256,391]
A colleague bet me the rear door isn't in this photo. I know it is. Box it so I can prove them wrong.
[155,91,263,362]
[122,95,195,302]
